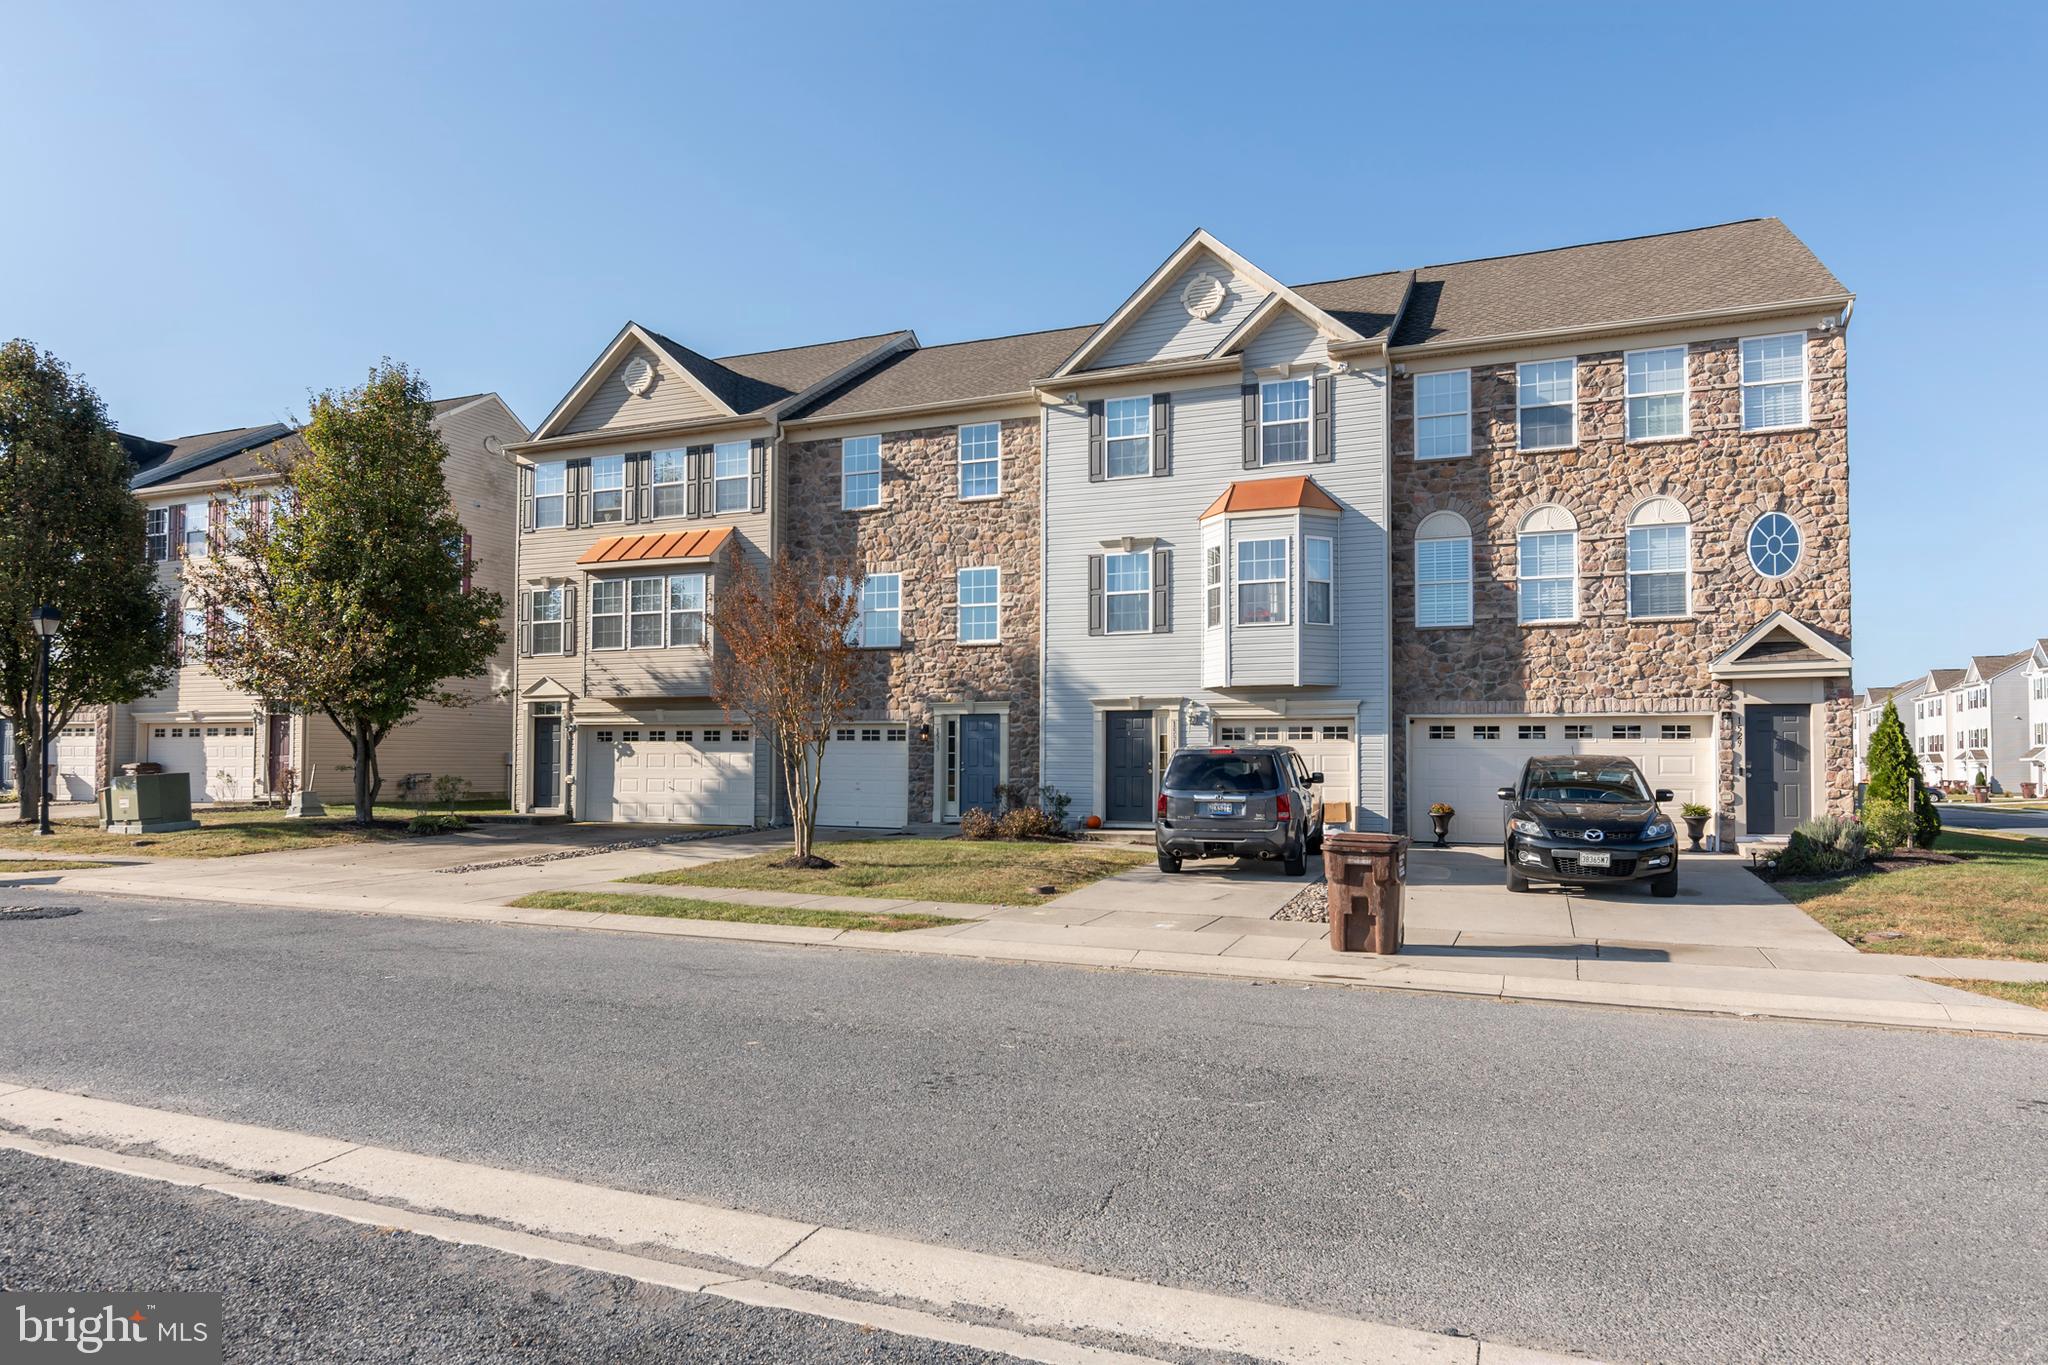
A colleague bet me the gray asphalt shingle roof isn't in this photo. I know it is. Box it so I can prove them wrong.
[793,325,1100,422]
[644,329,912,417]
[127,395,506,492]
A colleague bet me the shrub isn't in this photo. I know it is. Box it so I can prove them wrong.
[998,805,1063,840]
[406,812,468,837]
[1774,815,1868,877]
[1862,799,1914,855]
[1863,698,1941,848]
[958,806,999,840]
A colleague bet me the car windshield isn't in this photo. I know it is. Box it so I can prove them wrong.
[1523,761,1649,803]
[1166,752,1280,793]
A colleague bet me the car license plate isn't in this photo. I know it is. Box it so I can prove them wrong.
[1206,801,1239,817]
[1579,851,1611,868]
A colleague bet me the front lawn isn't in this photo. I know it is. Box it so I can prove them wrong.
[0,809,407,858]
[1928,979,2048,1011]
[512,890,963,933]
[0,858,120,873]
[624,837,1148,906]
[1774,832,2048,961]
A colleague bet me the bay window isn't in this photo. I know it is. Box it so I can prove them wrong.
[1236,538,1288,625]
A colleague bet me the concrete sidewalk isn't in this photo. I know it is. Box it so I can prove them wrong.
[8,832,2046,1039]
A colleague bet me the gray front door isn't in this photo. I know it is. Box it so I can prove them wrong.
[532,716,561,809]
[958,715,1001,815]
[1744,705,1809,835]
[1105,710,1154,824]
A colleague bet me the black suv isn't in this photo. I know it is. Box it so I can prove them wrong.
[1155,746,1324,877]
[1496,755,1680,897]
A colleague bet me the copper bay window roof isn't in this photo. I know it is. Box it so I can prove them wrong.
[1198,475,1343,520]
[576,526,734,565]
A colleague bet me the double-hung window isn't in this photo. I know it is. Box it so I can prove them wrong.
[1236,538,1288,625]
[533,462,567,528]
[1415,512,1472,628]
[181,604,208,660]
[1260,378,1311,464]
[959,422,1001,499]
[590,455,625,523]
[841,436,881,510]
[528,586,564,654]
[651,450,689,517]
[144,507,170,562]
[1517,360,1575,450]
[1104,552,1151,633]
[1413,370,1470,460]
[857,574,901,647]
[1627,524,1690,617]
[1625,347,1687,440]
[1104,398,1150,479]
[182,499,210,557]
[957,567,999,642]
[668,573,706,646]
[1204,547,1223,627]
[1304,536,1333,625]
[712,441,750,513]
[628,577,665,648]
[589,580,626,649]
[1518,510,1578,624]
[1741,333,1807,430]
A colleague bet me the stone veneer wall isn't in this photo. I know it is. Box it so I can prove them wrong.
[781,418,1041,821]
[1387,329,1852,834]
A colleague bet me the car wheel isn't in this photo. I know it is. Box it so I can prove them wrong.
[1283,846,1307,877]
[1157,850,1181,874]
[1507,869,1532,893]
[1650,870,1678,898]
[1307,822,1324,855]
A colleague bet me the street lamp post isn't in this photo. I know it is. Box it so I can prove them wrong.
[30,604,61,836]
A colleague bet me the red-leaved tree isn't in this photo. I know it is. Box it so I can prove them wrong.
[710,549,862,867]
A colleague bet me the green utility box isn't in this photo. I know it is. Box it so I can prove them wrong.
[104,771,199,834]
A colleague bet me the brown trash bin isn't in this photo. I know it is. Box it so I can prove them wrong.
[1323,830,1410,953]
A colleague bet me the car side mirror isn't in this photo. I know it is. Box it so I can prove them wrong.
[1308,772,1324,785]
[1495,786,1515,800]
[1654,789,1674,803]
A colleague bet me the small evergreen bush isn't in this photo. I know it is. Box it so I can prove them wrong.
[1774,814,1869,877]
[1861,799,1913,855]
[1863,699,1941,848]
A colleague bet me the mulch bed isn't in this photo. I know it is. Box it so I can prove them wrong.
[1755,848,1963,886]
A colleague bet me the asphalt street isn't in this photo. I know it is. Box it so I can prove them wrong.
[1,890,2044,1364]
[0,1148,1022,1364]
[1935,803,2048,834]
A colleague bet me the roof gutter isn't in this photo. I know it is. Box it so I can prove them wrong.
[783,388,1039,433]
[1387,294,1858,359]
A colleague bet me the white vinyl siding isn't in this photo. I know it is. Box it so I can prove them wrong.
[1259,378,1311,464]
[1104,551,1151,633]
[958,422,1001,499]
[1741,333,1807,430]
[841,435,881,510]
[1625,347,1687,440]
[1413,370,1470,460]
[957,567,999,643]
[1516,359,1575,450]
[1104,398,1150,479]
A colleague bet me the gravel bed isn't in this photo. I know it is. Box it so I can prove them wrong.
[1273,883,1328,922]
[0,904,82,922]
[436,829,740,875]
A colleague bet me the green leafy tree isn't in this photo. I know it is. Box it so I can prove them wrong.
[1863,699,1940,848]
[0,340,175,819]
[188,362,504,823]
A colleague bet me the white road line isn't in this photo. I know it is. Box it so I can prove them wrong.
[0,1083,1602,1364]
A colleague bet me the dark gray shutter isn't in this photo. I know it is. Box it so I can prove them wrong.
[566,460,585,530]
[560,585,577,656]
[623,453,644,524]
[1087,400,1104,482]
[1241,383,1259,468]
[1312,375,1334,463]
[516,588,531,657]
[1087,555,1104,636]
[1151,548,1171,633]
[691,445,712,518]
[637,453,653,520]
[684,449,702,517]
[749,439,766,513]
[519,466,533,532]
[1151,393,1171,477]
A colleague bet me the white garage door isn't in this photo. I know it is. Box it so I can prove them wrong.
[1220,720,1358,821]
[50,724,101,801]
[1408,716,1712,845]
[582,724,754,825]
[817,724,909,828]
[147,723,257,804]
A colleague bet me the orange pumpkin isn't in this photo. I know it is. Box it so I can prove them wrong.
[1083,813,1103,829]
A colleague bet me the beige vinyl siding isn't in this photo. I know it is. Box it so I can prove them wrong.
[1094,256,1266,370]
[1240,310,1331,372]
[560,344,724,436]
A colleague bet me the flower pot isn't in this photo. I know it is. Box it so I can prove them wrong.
[1682,814,1707,852]
[1972,790,1990,804]
[1429,811,1452,848]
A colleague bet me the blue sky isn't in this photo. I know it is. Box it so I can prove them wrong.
[3,1,2042,687]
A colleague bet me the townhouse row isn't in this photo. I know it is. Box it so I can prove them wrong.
[1854,641,2048,795]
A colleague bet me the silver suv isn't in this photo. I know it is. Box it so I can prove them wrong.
[1155,746,1324,877]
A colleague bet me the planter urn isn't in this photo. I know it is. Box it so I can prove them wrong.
[1682,815,1707,852]
[1428,811,1452,848]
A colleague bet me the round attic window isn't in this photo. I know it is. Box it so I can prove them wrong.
[621,356,656,397]
[1181,271,1228,321]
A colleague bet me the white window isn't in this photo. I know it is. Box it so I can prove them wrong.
[1516,359,1575,450]
[959,422,1001,499]
[712,441,750,513]
[590,580,625,650]
[1565,724,1592,740]
[651,449,689,517]
[532,462,567,528]
[1104,552,1150,633]
[841,436,881,511]
[1305,536,1333,626]
[144,507,170,561]
[1104,397,1150,479]
[1413,370,1470,460]
[857,573,901,647]
[1747,512,1802,579]
[1415,511,1472,628]
[590,455,625,523]
[1427,724,1454,740]
[627,576,665,648]
[1260,378,1311,464]
[1519,724,1547,740]
[182,499,211,557]
[1612,724,1642,740]
[1741,333,1807,430]
[1473,725,1501,740]
[668,573,706,646]
[181,604,207,659]
[1517,506,1578,624]
[957,567,999,642]
[1627,497,1691,619]
[1236,538,1288,625]
[528,586,564,654]
[1661,723,1693,741]
[1205,546,1222,628]
[1625,347,1687,440]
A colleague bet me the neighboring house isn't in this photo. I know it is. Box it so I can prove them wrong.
[1947,651,2030,792]
[1909,668,1964,785]
[513,217,1854,843]
[73,395,530,808]
[2026,640,2048,795]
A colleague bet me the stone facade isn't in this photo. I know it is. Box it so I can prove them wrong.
[781,417,1042,821]
[1388,329,1853,835]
